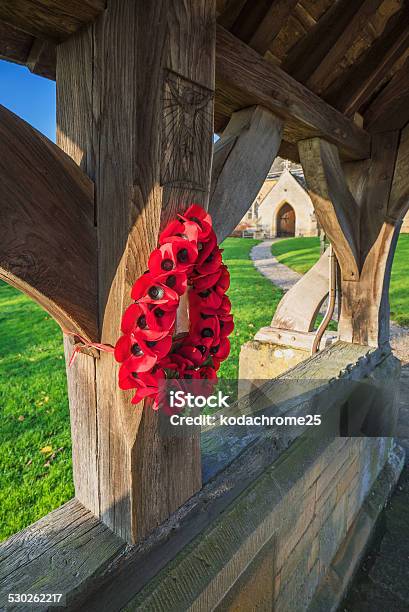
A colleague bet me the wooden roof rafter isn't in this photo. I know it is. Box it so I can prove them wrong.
[215,25,370,161]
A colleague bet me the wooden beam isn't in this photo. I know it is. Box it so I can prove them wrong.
[364,56,409,133]
[0,0,106,42]
[26,37,56,79]
[230,0,298,56]
[271,248,331,333]
[307,0,384,95]
[0,20,32,64]
[0,22,56,79]
[283,0,366,85]
[299,132,404,347]
[389,123,409,222]
[57,0,215,543]
[0,104,98,340]
[210,106,282,241]
[215,24,371,161]
[325,4,409,115]
[298,138,360,281]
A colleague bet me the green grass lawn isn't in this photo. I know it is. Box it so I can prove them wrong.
[271,234,409,326]
[0,282,73,542]
[0,238,281,541]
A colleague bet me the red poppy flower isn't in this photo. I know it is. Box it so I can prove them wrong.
[198,366,217,380]
[148,244,189,293]
[179,344,208,366]
[146,303,177,333]
[209,337,230,361]
[180,204,213,240]
[159,219,199,245]
[131,273,179,306]
[219,313,234,337]
[121,302,170,340]
[191,315,220,347]
[191,269,222,292]
[190,287,223,312]
[131,369,165,407]
[214,265,230,296]
[196,247,223,276]
[114,334,158,371]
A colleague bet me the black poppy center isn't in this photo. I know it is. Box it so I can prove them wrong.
[201,327,214,338]
[196,345,207,355]
[148,285,165,300]
[205,253,213,264]
[177,248,189,263]
[131,343,143,356]
[131,371,138,378]
[166,275,177,288]
[198,289,211,298]
[210,344,220,355]
[146,340,157,348]
[189,216,202,228]
[201,313,212,320]
[137,314,147,329]
[155,307,165,318]
[161,258,174,271]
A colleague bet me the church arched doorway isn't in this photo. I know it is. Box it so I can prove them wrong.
[277,203,296,237]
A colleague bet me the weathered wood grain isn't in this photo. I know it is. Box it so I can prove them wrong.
[304,0,384,95]
[26,37,56,79]
[271,248,331,333]
[324,3,409,115]
[0,21,32,64]
[0,0,106,42]
[364,56,409,133]
[388,123,409,223]
[298,129,406,348]
[0,104,98,340]
[230,0,298,55]
[298,138,360,281]
[215,24,371,161]
[282,0,378,89]
[57,0,215,543]
[0,499,126,610]
[210,105,282,241]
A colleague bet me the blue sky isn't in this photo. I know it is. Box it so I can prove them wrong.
[0,59,218,144]
[0,60,56,141]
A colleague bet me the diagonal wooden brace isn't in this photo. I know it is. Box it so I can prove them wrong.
[0,104,98,340]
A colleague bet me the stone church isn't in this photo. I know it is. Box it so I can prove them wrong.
[236,157,409,238]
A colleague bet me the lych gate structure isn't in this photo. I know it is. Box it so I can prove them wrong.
[0,1,409,610]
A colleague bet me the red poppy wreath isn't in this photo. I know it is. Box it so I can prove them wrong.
[114,205,234,409]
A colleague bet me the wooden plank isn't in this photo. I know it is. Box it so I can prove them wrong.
[271,248,332,333]
[364,56,409,133]
[210,106,282,241]
[0,499,126,610]
[230,0,298,56]
[57,0,215,543]
[298,138,360,281]
[359,131,400,263]
[0,21,32,64]
[389,123,409,222]
[282,0,371,86]
[305,0,384,95]
[325,4,409,115]
[0,104,98,340]
[215,25,371,161]
[0,0,106,42]
[26,37,56,79]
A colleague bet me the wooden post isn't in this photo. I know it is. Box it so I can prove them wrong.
[298,124,409,348]
[57,0,215,543]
